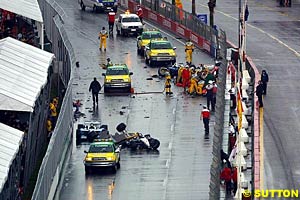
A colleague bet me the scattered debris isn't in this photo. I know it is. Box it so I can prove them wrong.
[151,75,159,78]
[146,77,153,80]
[144,66,147,68]
[132,96,136,98]
[120,111,125,115]
[144,116,150,118]
[121,106,127,109]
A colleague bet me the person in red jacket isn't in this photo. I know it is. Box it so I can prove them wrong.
[107,9,116,34]
[220,165,232,195]
[200,106,210,135]
[136,5,143,23]
[182,66,190,92]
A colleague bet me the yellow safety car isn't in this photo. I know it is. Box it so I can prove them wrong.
[102,64,133,93]
[144,39,177,67]
[84,139,121,173]
[137,30,163,56]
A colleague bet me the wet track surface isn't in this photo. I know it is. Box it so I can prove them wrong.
[56,1,215,199]
[170,0,300,190]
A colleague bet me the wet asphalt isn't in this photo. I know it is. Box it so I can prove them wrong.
[55,0,216,199]
[170,0,300,190]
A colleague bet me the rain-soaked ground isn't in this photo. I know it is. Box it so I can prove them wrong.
[169,0,300,191]
[54,0,216,199]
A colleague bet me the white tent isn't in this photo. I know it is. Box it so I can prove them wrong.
[0,37,55,112]
[0,123,24,193]
[0,0,43,23]
[0,0,45,49]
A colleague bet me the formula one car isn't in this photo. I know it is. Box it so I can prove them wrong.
[112,123,160,151]
[76,121,110,144]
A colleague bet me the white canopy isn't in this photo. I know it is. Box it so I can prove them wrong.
[0,37,55,112]
[0,0,43,22]
[0,123,24,193]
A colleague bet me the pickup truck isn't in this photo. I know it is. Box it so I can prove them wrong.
[115,12,143,36]
[79,0,118,12]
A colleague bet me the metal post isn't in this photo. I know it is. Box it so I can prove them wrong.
[41,23,44,50]
[208,0,216,27]
[192,0,196,15]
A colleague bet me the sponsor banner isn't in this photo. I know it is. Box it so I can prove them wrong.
[203,40,211,52]
[160,16,173,30]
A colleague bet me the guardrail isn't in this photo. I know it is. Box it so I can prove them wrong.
[31,0,76,199]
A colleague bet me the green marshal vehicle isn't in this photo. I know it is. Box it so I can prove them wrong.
[137,30,163,56]
[84,139,121,173]
[144,38,177,67]
[102,64,133,93]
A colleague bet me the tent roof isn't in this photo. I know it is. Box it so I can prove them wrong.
[0,123,24,193]
[0,0,43,22]
[0,37,55,112]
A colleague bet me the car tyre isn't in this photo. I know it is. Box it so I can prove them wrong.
[85,166,91,174]
[80,1,86,11]
[121,28,125,36]
[149,139,160,150]
[149,59,155,67]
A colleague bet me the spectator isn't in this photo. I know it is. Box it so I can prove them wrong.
[220,165,232,195]
[255,81,264,108]
[261,70,269,95]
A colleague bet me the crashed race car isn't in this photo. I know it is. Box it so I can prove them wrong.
[76,122,160,151]
[112,123,160,151]
[76,121,110,143]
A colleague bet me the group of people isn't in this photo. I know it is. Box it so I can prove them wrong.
[0,111,29,132]
[220,162,238,196]
[0,9,35,44]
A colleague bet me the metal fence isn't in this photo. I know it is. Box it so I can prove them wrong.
[29,0,76,199]
[140,0,214,42]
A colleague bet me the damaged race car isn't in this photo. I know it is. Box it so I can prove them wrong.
[112,123,160,151]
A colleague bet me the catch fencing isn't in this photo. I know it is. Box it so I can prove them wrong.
[123,0,228,198]
[30,0,75,199]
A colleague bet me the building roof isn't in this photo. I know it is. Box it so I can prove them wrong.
[0,123,24,193]
[0,0,43,22]
[0,37,55,112]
